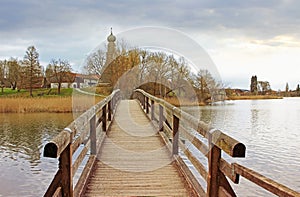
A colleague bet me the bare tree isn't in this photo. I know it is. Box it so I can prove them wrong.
[194,69,219,103]
[7,58,21,90]
[258,81,271,95]
[85,49,106,75]
[0,60,6,93]
[46,59,72,94]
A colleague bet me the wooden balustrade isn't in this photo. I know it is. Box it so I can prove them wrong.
[133,89,300,197]
[43,89,121,197]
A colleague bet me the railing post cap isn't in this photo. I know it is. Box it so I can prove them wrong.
[64,127,72,133]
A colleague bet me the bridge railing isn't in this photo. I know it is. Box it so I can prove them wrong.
[133,89,299,197]
[43,89,121,197]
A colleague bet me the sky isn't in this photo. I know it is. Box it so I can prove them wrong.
[0,0,300,90]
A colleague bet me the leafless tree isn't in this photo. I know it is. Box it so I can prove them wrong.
[46,59,72,94]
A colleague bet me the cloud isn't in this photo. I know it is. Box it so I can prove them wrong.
[0,0,299,89]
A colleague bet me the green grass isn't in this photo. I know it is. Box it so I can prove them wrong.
[0,88,73,97]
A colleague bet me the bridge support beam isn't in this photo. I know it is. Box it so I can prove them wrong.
[60,143,73,197]
[108,101,112,121]
[159,105,164,131]
[90,115,96,155]
[151,100,155,120]
[207,133,221,197]
[172,115,179,155]
[102,105,107,132]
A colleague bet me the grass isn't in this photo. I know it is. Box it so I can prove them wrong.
[0,88,74,97]
[0,88,104,113]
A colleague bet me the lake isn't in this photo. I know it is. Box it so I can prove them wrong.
[0,98,299,196]
[182,97,300,196]
[0,113,73,197]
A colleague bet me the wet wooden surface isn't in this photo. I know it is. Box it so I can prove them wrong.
[83,100,191,196]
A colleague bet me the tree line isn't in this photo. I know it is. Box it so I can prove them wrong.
[250,75,300,97]
[84,42,224,104]
[0,46,72,96]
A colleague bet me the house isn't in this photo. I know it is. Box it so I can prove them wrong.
[49,73,100,89]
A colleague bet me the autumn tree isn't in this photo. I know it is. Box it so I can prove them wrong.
[46,59,72,94]
[23,46,42,96]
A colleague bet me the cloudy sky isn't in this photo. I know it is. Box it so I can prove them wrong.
[1,0,300,90]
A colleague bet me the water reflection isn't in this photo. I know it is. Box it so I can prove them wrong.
[0,113,73,196]
[182,98,300,196]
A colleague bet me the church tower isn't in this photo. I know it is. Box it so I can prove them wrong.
[105,28,116,66]
[99,28,117,88]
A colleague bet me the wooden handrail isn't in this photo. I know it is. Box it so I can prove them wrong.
[43,89,121,197]
[133,89,300,197]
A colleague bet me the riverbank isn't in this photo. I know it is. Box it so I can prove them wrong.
[227,95,283,100]
[164,95,284,107]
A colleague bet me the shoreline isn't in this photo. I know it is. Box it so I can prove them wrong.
[226,95,283,100]
[0,94,286,113]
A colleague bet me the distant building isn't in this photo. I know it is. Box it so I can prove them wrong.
[49,73,100,89]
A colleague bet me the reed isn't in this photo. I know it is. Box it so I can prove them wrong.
[0,95,103,113]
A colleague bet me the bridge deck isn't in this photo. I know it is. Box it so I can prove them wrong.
[83,100,191,196]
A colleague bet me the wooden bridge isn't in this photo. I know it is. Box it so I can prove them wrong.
[44,89,300,197]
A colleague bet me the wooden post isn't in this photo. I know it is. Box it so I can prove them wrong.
[207,132,221,197]
[108,101,112,121]
[172,115,179,155]
[151,100,155,120]
[142,95,146,110]
[90,115,96,155]
[146,97,149,114]
[102,105,107,132]
[59,143,73,197]
[159,105,164,131]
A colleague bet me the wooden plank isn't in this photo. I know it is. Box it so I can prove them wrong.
[210,129,246,157]
[218,186,232,197]
[179,124,209,157]
[219,172,237,197]
[220,158,240,184]
[44,170,61,197]
[52,187,62,197]
[179,140,208,180]
[174,156,206,197]
[74,155,97,197]
[233,163,300,197]
[83,100,191,197]
[72,140,90,177]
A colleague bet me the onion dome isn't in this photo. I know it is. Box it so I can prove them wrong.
[107,28,116,42]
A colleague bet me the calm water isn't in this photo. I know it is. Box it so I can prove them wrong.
[182,97,300,196]
[0,99,299,196]
[0,113,73,197]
